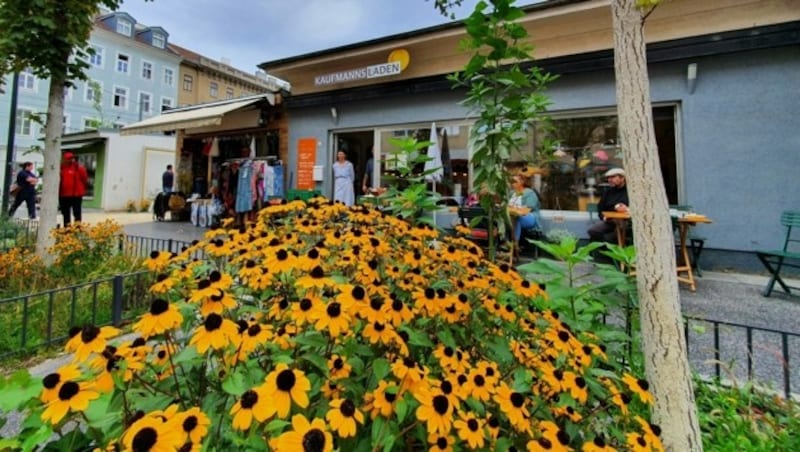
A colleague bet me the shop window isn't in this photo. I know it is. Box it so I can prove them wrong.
[527,106,677,211]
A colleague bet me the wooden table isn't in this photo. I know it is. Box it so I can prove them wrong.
[601,211,712,292]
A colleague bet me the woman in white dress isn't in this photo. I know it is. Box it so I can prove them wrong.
[332,150,355,206]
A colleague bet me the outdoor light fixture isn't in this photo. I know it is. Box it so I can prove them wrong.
[687,63,698,94]
[330,107,338,124]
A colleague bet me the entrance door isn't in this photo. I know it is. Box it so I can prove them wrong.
[332,131,374,199]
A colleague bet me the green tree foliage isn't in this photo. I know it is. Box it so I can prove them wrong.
[448,0,557,261]
[0,0,129,260]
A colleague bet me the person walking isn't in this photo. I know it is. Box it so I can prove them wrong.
[7,162,38,220]
[333,149,355,206]
[58,152,88,226]
[162,164,175,193]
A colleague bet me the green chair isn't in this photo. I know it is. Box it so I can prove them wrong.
[756,210,800,297]
[586,203,599,221]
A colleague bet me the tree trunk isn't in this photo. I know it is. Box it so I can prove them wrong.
[36,73,66,262]
[610,1,702,450]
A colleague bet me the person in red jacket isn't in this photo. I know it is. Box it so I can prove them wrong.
[59,152,89,225]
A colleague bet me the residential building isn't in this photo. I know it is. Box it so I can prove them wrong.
[258,0,800,270]
[168,44,284,107]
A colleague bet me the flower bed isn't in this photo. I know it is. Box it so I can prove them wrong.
[1,198,661,451]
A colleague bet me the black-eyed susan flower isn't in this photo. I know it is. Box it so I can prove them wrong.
[261,363,311,418]
[634,416,663,451]
[311,300,353,338]
[327,355,352,381]
[189,313,239,353]
[175,407,211,444]
[271,414,333,452]
[121,415,184,451]
[622,373,654,405]
[40,364,81,403]
[453,410,486,449]
[65,325,120,361]
[363,380,398,418]
[494,382,531,434]
[428,432,455,452]
[149,273,177,294]
[145,250,173,272]
[463,368,494,402]
[133,298,183,338]
[41,380,100,424]
[325,398,364,438]
[230,388,272,430]
[582,435,617,452]
[296,265,336,290]
[528,420,571,452]
[199,289,237,316]
[415,387,456,435]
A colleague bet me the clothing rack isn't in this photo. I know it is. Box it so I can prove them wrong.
[221,156,281,166]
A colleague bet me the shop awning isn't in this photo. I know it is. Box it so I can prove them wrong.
[120,94,273,136]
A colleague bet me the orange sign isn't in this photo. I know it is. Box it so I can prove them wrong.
[296,138,317,190]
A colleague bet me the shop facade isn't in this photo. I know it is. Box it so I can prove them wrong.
[122,93,289,223]
[259,0,800,269]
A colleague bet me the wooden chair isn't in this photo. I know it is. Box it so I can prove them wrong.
[756,210,800,297]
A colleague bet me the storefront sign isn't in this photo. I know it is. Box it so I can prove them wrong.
[314,49,410,86]
[296,138,317,189]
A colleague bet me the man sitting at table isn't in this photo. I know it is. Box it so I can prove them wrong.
[588,167,629,243]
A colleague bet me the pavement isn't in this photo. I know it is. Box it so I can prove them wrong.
[1,211,798,437]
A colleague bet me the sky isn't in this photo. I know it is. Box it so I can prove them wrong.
[119,0,492,73]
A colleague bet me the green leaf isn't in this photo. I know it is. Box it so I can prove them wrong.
[486,336,513,366]
[172,343,199,365]
[302,353,330,377]
[371,415,386,443]
[436,329,456,350]
[402,328,434,348]
[265,418,291,433]
[21,424,53,451]
[295,331,328,349]
[395,396,408,423]
[0,370,41,411]
[222,370,248,396]
[371,358,390,382]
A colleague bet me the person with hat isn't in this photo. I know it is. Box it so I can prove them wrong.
[587,167,629,243]
[59,152,89,226]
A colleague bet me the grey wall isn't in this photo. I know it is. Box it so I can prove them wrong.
[285,46,800,253]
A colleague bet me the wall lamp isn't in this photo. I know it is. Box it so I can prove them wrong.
[330,107,338,124]
[687,63,698,95]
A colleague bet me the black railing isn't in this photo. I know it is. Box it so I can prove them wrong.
[121,235,205,260]
[685,316,798,399]
[0,271,152,359]
[0,218,37,253]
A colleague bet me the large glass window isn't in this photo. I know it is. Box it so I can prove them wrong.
[113,86,128,109]
[141,61,153,80]
[116,53,129,74]
[89,45,103,67]
[15,108,34,136]
[18,68,35,90]
[116,19,131,36]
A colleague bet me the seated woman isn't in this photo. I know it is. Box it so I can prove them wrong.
[509,175,541,244]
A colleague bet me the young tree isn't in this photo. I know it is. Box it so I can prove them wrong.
[0,0,125,260]
[611,0,702,449]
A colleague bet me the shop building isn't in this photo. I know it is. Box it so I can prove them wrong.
[258,0,800,270]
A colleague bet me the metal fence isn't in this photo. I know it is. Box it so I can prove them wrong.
[685,316,798,399]
[0,218,38,253]
[120,234,206,260]
[0,271,152,359]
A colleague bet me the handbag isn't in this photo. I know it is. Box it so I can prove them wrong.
[9,183,20,197]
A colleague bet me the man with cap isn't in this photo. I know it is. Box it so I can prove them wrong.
[59,152,89,225]
[587,167,629,243]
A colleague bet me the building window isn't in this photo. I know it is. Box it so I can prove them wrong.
[89,45,104,67]
[18,68,35,90]
[116,53,130,73]
[152,33,165,49]
[83,117,100,130]
[15,108,35,136]
[161,97,173,111]
[183,74,193,91]
[85,80,102,103]
[116,19,132,36]
[141,61,153,80]
[163,68,174,86]
[226,87,234,99]
[139,92,152,115]
[209,82,218,98]
[113,86,128,109]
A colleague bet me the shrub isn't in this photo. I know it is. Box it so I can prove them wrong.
[0,199,662,451]
[125,200,137,213]
[139,198,151,213]
[48,220,125,280]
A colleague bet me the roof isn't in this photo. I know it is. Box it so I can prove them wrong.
[120,94,274,135]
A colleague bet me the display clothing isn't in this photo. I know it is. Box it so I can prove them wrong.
[333,160,355,206]
[8,168,37,219]
[235,160,255,213]
[59,160,88,225]
[509,188,541,241]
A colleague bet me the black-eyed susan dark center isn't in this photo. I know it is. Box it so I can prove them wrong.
[211,290,225,302]
[58,381,79,400]
[183,415,198,432]
[467,418,479,431]
[157,349,167,360]
[326,302,342,318]
[149,251,160,259]
[310,266,325,278]
[340,399,356,417]
[384,391,397,402]
[80,325,100,343]
[245,259,256,268]
[432,395,449,414]
[443,346,454,357]
[247,324,262,337]
[510,392,525,407]
[557,430,570,445]
[150,298,169,315]
[473,375,486,387]
[276,249,289,261]
[132,427,158,451]
[300,298,313,311]
[276,369,297,391]
[240,390,259,409]
[374,322,385,332]
[42,373,60,389]
[209,271,221,282]
[351,286,366,300]
[302,429,327,452]
[636,378,650,391]
[333,358,344,369]
[441,381,453,394]
[593,436,606,447]
[369,298,383,310]
[391,299,404,311]
[203,313,223,331]
[437,437,448,449]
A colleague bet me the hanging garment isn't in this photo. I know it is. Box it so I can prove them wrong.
[333,161,355,206]
[272,164,284,198]
[263,165,275,198]
[235,161,254,213]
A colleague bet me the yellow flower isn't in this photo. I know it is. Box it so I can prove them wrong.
[415,388,456,436]
[189,313,239,353]
[65,325,120,362]
[229,388,272,430]
[40,364,82,403]
[121,415,184,451]
[41,380,99,424]
[622,373,654,405]
[261,363,311,418]
[364,380,399,418]
[453,410,486,449]
[133,298,183,338]
[271,414,333,452]
[325,398,364,438]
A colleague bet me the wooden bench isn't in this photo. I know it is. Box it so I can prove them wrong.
[756,210,800,297]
